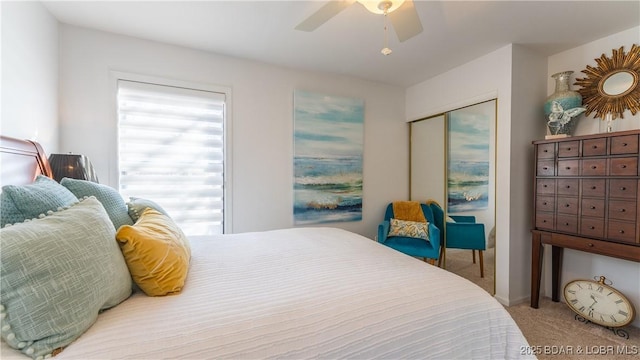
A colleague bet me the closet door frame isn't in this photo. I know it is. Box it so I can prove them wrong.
[409,100,497,295]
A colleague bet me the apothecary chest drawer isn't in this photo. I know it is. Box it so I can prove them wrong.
[607,220,637,244]
[581,198,605,218]
[557,197,578,215]
[611,134,639,155]
[557,178,579,195]
[537,143,555,159]
[535,212,554,231]
[609,179,638,198]
[558,160,579,176]
[537,179,555,194]
[537,161,555,176]
[608,200,637,222]
[556,214,578,234]
[581,159,607,176]
[610,157,638,176]
[583,138,607,157]
[580,218,605,238]
[536,196,555,212]
[558,141,579,157]
[582,179,606,197]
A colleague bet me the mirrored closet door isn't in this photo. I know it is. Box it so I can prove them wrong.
[410,100,496,295]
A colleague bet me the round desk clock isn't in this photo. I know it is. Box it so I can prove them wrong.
[563,276,635,328]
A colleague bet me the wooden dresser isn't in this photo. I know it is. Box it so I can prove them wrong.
[530,129,640,308]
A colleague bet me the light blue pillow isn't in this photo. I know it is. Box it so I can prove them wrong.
[1,175,78,228]
[61,178,133,230]
[0,191,23,226]
[127,196,170,223]
[0,196,132,359]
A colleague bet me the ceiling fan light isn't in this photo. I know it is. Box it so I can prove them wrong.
[357,0,406,15]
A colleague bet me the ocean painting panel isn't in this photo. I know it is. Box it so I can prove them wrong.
[447,102,492,213]
[293,90,364,225]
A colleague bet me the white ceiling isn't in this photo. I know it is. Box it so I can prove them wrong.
[42,0,640,87]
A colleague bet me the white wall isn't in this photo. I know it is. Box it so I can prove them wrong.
[406,44,548,306]
[509,44,549,304]
[546,26,640,327]
[58,24,407,238]
[1,1,58,152]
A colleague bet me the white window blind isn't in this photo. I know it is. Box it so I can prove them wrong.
[117,79,225,236]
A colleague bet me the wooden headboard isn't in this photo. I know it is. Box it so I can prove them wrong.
[0,135,53,186]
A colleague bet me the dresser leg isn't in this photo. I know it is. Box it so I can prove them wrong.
[551,246,563,302]
[531,232,543,308]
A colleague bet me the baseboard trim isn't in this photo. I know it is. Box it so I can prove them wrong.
[495,294,530,307]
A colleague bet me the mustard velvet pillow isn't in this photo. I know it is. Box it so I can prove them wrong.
[388,218,430,241]
[116,208,191,296]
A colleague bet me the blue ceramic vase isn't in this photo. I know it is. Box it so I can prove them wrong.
[544,71,583,135]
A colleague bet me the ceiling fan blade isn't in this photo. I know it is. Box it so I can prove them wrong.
[388,0,423,42]
[295,0,356,32]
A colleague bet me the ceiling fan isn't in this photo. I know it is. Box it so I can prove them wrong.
[295,0,423,55]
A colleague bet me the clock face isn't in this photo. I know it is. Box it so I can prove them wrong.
[564,280,635,327]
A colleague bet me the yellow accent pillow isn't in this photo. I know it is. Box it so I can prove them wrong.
[116,208,191,296]
[392,201,426,222]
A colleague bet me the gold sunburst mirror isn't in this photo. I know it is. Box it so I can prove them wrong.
[574,44,640,120]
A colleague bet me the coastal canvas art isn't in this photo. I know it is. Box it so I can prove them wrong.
[447,101,494,212]
[293,90,364,224]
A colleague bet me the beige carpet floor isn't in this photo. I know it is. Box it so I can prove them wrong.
[506,297,640,359]
[443,248,639,359]
[443,247,495,294]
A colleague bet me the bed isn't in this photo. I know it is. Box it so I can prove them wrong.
[0,135,534,359]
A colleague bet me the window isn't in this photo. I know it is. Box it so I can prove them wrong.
[117,79,226,236]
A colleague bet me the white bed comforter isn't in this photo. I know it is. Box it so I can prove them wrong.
[2,227,533,359]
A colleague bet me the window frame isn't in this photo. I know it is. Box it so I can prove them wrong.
[110,71,233,233]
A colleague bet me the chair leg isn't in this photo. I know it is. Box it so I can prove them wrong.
[437,247,444,267]
[479,250,484,278]
[472,250,476,264]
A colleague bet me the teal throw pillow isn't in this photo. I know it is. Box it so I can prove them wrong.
[388,218,430,241]
[1,175,78,228]
[61,178,133,230]
[0,191,23,227]
[0,196,132,360]
[127,196,170,223]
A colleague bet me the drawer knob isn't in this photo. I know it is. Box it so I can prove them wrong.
[567,147,571,151]
[620,208,626,213]
[565,222,570,226]
[566,166,571,170]
[592,145,598,149]
[590,226,596,230]
[621,187,627,191]
[621,165,627,169]
[543,149,548,153]
[543,185,548,188]
[591,165,597,169]
[590,206,596,209]
[543,202,548,205]
[623,143,628,147]
[543,166,548,170]
[588,243,594,247]
[565,204,571,207]
[591,186,597,190]
[619,230,625,234]
[566,185,571,188]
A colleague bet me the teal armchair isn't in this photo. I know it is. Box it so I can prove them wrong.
[377,203,441,263]
[429,202,486,277]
